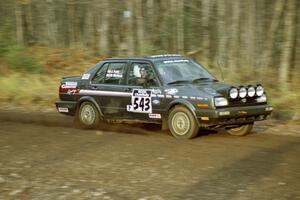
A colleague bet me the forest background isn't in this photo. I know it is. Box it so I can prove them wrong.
[0,0,299,121]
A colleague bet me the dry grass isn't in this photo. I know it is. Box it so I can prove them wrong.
[0,73,59,108]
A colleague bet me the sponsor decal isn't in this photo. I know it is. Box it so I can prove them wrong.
[152,97,160,105]
[165,95,172,98]
[148,113,161,119]
[58,107,69,113]
[196,97,204,100]
[157,94,165,98]
[174,95,180,98]
[164,88,178,95]
[190,96,196,100]
[67,89,79,95]
[81,73,91,80]
[127,89,152,113]
[152,89,162,95]
[163,59,189,64]
[61,82,77,89]
[106,69,123,78]
[182,96,188,99]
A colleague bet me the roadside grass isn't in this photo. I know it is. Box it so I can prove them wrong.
[0,73,59,108]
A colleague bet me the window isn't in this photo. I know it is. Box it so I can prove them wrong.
[91,63,109,84]
[127,62,159,87]
[155,60,215,84]
[104,62,126,85]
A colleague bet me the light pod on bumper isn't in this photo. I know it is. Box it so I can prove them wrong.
[229,88,238,99]
[239,87,247,98]
[256,85,264,96]
[247,86,255,97]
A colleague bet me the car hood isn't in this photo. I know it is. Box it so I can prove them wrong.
[163,81,236,99]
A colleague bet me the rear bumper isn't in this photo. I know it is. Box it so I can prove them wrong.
[195,104,273,128]
[55,100,77,116]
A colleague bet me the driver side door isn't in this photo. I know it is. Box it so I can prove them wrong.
[123,62,163,121]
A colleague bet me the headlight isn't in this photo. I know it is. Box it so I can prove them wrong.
[247,86,255,97]
[256,85,264,96]
[214,97,228,107]
[239,87,247,98]
[256,94,267,102]
[229,88,238,99]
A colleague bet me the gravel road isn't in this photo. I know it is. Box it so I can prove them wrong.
[0,121,299,200]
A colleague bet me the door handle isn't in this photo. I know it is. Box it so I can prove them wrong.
[91,86,98,90]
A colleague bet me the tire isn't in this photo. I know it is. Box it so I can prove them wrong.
[168,106,199,139]
[226,123,253,136]
[75,101,100,129]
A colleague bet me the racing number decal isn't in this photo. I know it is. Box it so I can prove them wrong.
[133,96,151,112]
[127,89,152,113]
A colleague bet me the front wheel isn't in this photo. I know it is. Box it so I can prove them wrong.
[168,106,199,139]
[226,123,253,136]
[75,102,100,129]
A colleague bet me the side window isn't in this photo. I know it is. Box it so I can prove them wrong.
[127,63,159,87]
[103,62,126,85]
[91,63,109,84]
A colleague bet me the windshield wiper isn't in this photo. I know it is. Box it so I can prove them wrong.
[192,77,218,83]
[167,80,191,85]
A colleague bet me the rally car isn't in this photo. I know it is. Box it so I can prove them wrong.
[55,54,273,139]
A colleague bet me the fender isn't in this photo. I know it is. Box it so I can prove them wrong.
[166,99,200,126]
[77,96,104,119]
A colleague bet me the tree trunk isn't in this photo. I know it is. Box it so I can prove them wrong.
[15,1,24,45]
[135,0,145,55]
[99,0,110,55]
[177,0,184,54]
[216,0,227,68]
[46,0,58,47]
[124,0,135,56]
[279,0,297,91]
[227,0,240,73]
[260,0,285,72]
[201,0,214,66]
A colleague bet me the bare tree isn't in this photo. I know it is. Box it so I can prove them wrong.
[15,0,24,44]
[279,0,297,91]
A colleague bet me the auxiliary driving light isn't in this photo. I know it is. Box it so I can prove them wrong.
[239,87,247,98]
[229,88,238,99]
[247,86,255,97]
[256,85,264,96]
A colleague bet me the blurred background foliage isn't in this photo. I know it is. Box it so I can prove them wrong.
[0,0,299,121]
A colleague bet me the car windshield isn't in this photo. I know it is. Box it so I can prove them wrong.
[154,59,216,85]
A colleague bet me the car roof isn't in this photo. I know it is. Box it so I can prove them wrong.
[103,54,189,62]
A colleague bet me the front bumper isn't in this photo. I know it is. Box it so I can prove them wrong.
[195,104,273,128]
[55,100,77,116]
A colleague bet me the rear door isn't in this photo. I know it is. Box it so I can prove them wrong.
[89,61,130,118]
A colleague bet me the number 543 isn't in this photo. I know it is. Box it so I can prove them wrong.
[133,97,151,112]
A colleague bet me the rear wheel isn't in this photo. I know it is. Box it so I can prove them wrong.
[76,102,99,129]
[226,123,253,136]
[168,106,199,139]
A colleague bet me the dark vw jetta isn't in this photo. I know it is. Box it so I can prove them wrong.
[56,55,273,139]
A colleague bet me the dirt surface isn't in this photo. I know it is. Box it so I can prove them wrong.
[0,120,300,200]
